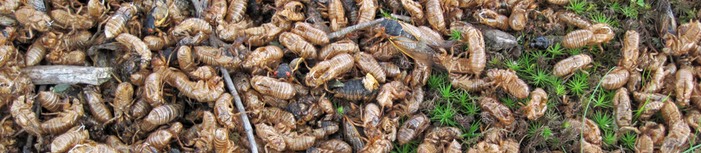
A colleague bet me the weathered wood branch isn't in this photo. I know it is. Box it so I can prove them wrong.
[21,66,113,85]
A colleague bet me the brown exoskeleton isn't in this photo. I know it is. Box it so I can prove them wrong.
[522,88,547,120]
[479,97,515,128]
[51,126,89,153]
[305,53,355,87]
[553,54,591,77]
[486,69,529,99]
[14,7,52,39]
[104,3,138,39]
[41,98,83,135]
[601,67,629,90]
[397,113,429,145]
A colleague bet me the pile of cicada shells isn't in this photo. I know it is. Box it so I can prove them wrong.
[1,0,700,152]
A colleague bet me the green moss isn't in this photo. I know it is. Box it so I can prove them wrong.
[428,73,448,91]
[620,132,637,150]
[620,5,639,19]
[462,121,481,139]
[449,29,462,41]
[438,84,455,99]
[591,89,615,109]
[527,122,544,138]
[528,69,557,88]
[567,72,590,96]
[592,111,614,131]
[500,97,520,109]
[602,130,617,146]
[590,12,617,27]
[567,0,589,14]
[455,90,479,116]
[392,140,418,153]
[547,43,566,58]
[431,101,457,126]
[541,126,553,140]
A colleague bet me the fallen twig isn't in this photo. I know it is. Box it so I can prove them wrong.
[220,68,259,153]
[390,14,412,22]
[21,66,112,85]
[328,18,385,39]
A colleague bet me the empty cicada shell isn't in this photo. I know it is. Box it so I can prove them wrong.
[400,0,424,25]
[163,68,226,102]
[41,98,82,135]
[172,18,213,44]
[601,67,629,90]
[251,76,295,100]
[588,23,615,45]
[309,139,352,153]
[562,29,593,49]
[244,23,283,47]
[291,22,329,45]
[450,74,493,92]
[192,46,241,69]
[547,0,568,5]
[425,0,447,34]
[362,103,381,129]
[83,86,114,124]
[675,67,694,107]
[509,0,532,31]
[479,97,515,127]
[214,93,240,130]
[474,9,509,31]
[260,107,296,130]
[49,9,95,30]
[613,88,633,128]
[522,88,547,120]
[255,123,285,151]
[636,134,654,153]
[14,7,52,37]
[139,103,183,133]
[661,121,690,152]
[51,127,89,153]
[486,69,530,99]
[400,87,423,115]
[640,122,666,146]
[143,72,165,106]
[619,30,639,69]
[45,50,86,65]
[355,52,386,83]
[571,118,602,145]
[37,91,68,112]
[243,45,284,73]
[328,0,347,31]
[104,3,138,39]
[279,32,317,59]
[319,39,359,60]
[306,53,355,87]
[685,110,701,131]
[397,113,429,145]
[553,54,591,77]
[63,30,93,49]
[24,41,46,66]
[556,11,590,29]
[661,100,682,126]
[376,80,409,108]
[116,33,152,69]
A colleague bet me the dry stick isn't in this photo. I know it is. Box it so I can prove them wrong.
[390,14,412,22]
[221,68,259,153]
[21,66,113,85]
[327,18,386,39]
